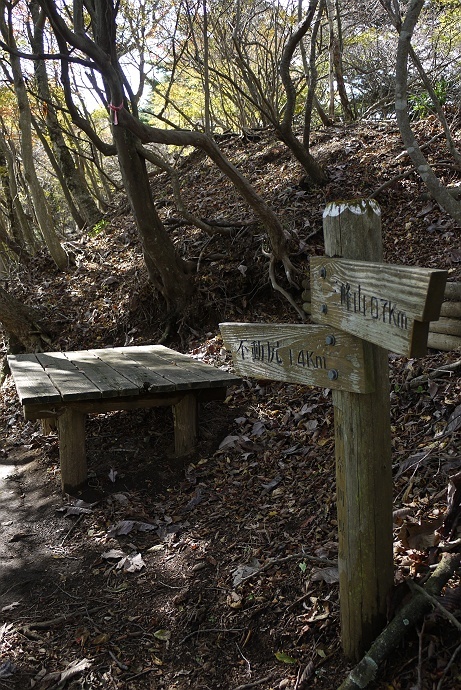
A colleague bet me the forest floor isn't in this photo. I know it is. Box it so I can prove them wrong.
[0,118,461,690]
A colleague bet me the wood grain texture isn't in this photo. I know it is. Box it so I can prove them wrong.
[174,394,198,456]
[427,332,461,351]
[311,257,447,357]
[220,322,374,393]
[57,408,87,492]
[322,199,394,662]
[8,346,240,408]
[7,354,62,405]
[8,345,240,491]
[35,352,102,401]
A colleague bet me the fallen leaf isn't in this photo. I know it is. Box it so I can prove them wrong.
[108,468,118,482]
[1,602,21,612]
[102,549,125,560]
[261,476,282,493]
[311,567,339,584]
[153,629,171,641]
[108,520,157,536]
[227,591,243,609]
[218,435,240,449]
[446,405,461,434]
[116,553,146,572]
[60,658,91,682]
[275,651,298,664]
[399,519,443,550]
[232,560,260,586]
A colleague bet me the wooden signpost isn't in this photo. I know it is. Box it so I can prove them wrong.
[220,199,448,662]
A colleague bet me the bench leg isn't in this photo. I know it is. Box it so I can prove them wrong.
[173,394,197,456]
[42,418,57,435]
[57,408,87,492]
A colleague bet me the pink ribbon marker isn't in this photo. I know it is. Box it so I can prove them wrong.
[108,101,124,125]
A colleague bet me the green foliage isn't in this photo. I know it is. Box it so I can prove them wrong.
[408,78,449,120]
[89,219,108,237]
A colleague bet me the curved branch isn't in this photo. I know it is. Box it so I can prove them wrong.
[0,38,97,68]
[137,143,228,236]
[269,256,305,320]
[280,1,318,131]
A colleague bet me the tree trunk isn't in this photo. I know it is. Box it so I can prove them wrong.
[325,0,354,122]
[0,285,50,352]
[112,125,193,314]
[29,0,103,230]
[0,4,68,269]
[279,1,328,183]
[0,127,38,252]
[394,0,461,226]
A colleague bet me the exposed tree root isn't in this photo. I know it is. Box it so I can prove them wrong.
[269,256,306,320]
[337,552,461,690]
[407,359,461,389]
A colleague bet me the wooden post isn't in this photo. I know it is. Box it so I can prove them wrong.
[323,200,394,661]
[173,394,198,456]
[57,408,87,492]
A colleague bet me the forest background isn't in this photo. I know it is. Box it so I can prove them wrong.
[0,2,461,689]
[0,0,460,348]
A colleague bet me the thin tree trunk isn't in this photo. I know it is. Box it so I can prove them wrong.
[0,125,38,252]
[394,0,461,225]
[325,0,354,121]
[0,4,68,269]
[279,0,327,183]
[112,125,193,314]
[29,0,103,230]
[31,115,85,230]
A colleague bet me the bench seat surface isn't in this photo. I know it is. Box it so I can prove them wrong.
[8,345,240,407]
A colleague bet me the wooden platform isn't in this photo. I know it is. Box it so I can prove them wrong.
[7,345,240,492]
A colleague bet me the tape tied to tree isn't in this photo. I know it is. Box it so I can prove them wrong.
[108,101,124,125]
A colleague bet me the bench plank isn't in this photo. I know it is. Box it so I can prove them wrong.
[8,345,240,492]
[64,351,139,398]
[35,352,101,401]
[7,354,61,405]
[119,348,220,390]
[89,348,176,392]
[123,345,241,387]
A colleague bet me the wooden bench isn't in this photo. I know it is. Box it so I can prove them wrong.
[7,345,240,492]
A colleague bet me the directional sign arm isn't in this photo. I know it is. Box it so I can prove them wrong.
[220,322,375,394]
[310,258,447,357]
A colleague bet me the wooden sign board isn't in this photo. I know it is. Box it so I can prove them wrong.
[219,322,374,394]
[310,258,447,357]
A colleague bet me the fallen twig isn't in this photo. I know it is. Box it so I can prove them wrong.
[179,627,243,645]
[235,551,337,589]
[19,604,107,633]
[408,581,461,632]
[60,513,84,545]
[232,674,275,690]
[436,642,461,690]
[407,359,461,389]
[337,552,461,690]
